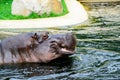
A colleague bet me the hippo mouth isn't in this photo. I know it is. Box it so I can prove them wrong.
[60,48,75,55]
[50,41,75,55]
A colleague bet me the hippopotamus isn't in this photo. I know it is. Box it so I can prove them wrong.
[0,32,76,64]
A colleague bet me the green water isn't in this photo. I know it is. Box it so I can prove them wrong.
[0,2,120,80]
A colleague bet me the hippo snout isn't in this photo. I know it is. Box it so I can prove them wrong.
[49,33,76,55]
[65,33,76,51]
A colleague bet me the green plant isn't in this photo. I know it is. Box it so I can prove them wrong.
[0,0,69,20]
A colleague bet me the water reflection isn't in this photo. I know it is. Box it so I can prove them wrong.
[0,57,73,80]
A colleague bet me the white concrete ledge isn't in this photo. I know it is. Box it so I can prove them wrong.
[0,0,88,28]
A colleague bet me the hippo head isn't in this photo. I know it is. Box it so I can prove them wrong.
[34,33,76,63]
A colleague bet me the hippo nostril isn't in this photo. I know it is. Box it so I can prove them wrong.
[50,43,58,54]
[50,44,56,48]
[50,42,58,48]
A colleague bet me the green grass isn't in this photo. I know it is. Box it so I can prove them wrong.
[0,0,69,20]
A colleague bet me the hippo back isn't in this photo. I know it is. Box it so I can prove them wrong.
[0,40,1,56]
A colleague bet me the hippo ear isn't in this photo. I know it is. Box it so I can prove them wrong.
[42,32,49,40]
[32,33,38,40]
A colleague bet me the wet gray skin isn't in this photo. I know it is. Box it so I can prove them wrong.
[0,32,49,64]
[0,1,120,80]
[0,33,76,64]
